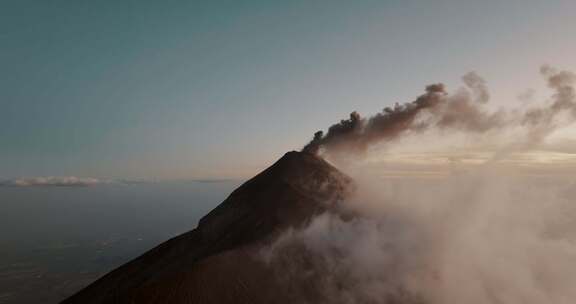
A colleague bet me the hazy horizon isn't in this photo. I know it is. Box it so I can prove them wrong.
[0,180,240,303]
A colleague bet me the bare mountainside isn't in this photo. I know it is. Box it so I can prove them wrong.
[61,151,353,304]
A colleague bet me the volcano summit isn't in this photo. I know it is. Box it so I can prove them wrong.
[62,151,353,304]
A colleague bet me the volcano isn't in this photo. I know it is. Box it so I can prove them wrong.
[62,151,353,304]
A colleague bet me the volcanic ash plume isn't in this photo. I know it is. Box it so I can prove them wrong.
[268,67,576,304]
[303,67,576,157]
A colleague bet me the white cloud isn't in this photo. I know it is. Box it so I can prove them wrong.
[0,176,108,187]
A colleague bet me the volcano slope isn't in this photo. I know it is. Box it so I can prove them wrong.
[61,151,353,304]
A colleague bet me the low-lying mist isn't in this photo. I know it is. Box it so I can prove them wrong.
[264,170,576,304]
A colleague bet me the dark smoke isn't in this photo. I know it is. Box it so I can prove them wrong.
[303,67,576,156]
[523,66,576,141]
[302,84,447,155]
[462,71,490,104]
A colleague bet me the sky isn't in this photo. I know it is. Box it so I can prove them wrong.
[1,0,576,179]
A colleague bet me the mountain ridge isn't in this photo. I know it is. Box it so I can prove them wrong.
[61,151,353,304]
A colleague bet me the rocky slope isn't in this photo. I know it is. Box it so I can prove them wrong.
[61,151,353,304]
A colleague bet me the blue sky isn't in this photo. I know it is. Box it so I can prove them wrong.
[1,0,575,179]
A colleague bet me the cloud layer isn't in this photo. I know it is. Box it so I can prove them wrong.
[262,170,576,304]
[0,176,108,187]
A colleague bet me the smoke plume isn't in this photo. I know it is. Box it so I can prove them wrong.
[263,67,576,304]
[303,67,576,157]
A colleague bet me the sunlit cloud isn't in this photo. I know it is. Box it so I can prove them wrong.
[0,176,162,187]
[0,176,108,187]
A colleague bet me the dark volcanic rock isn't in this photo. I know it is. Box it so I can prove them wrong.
[61,151,353,304]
